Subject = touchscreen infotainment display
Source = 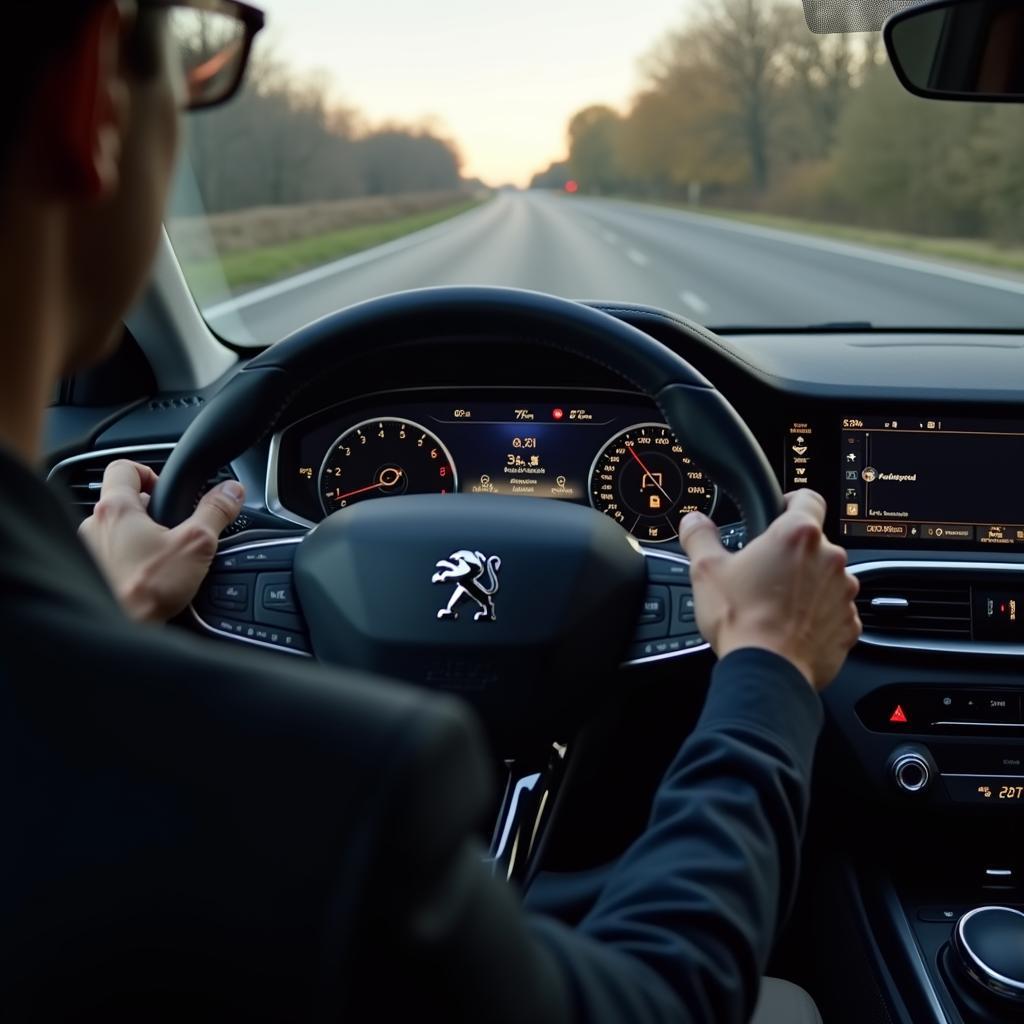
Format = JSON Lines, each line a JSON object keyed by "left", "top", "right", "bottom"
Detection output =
{"left": 839, "top": 416, "right": 1024, "bottom": 547}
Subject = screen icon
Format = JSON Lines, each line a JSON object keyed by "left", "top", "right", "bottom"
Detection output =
{"left": 649, "top": 494, "right": 662, "bottom": 510}
{"left": 846, "top": 470, "right": 858, "bottom": 481}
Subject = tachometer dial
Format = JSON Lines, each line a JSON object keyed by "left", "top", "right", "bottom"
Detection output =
{"left": 589, "top": 422, "right": 717, "bottom": 542}
{"left": 319, "top": 417, "right": 457, "bottom": 516}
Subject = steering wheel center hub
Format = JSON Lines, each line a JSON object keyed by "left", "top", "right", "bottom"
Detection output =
{"left": 293, "top": 493, "right": 646, "bottom": 747}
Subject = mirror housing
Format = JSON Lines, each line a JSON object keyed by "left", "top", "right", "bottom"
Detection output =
{"left": 885, "top": 0, "right": 1024, "bottom": 102}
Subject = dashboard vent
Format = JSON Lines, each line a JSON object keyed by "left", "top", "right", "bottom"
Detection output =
{"left": 49, "top": 446, "right": 238, "bottom": 528}
{"left": 856, "top": 571, "right": 972, "bottom": 640}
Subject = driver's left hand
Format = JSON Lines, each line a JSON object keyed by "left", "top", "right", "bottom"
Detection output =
{"left": 79, "top": 460, "right": 245, "bottom": 623}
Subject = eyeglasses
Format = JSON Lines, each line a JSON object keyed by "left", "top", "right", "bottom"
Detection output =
{"left": 142, "top": 0, "right": 265, "bottom": 111}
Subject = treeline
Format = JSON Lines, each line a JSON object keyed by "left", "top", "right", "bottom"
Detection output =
{"left": 534, "top": 0, "right": 1024, "bottom": 241}
{"left": 181, "top": 55, "right": 466, "bottom": 214}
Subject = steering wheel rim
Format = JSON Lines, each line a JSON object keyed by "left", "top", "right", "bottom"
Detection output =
{"left": 151, "top": 285, "right": 783, "bottom": 534}
{"left": 164, "top": 286, "right": 786, "bottom": 748}
{"left": 163, "top": 287, "right": 786, "bottom": 884}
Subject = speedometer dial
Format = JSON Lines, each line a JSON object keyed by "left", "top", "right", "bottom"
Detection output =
{"left": 589, "top": 422, "right": 717, "bottom": 543}
{"left": 319, "top": 417, "right": 457, "bottom": 516}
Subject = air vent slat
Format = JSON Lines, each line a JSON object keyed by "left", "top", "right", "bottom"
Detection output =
{"left": 48, "top": 446, "right": 235, "bottom": 526}
{"left": 855, "top": 569, "right": 972, "bottom": 643}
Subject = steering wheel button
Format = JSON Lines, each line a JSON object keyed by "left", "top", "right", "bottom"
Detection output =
{"left": 237, "top": 547, "right": 297, "bottom": 571}
{"left": 634, "top": 585, "right": 670, "bottom": 640}
{"left": 210, "top": 583, "right": 249, "bottom": 611}
{"left": 254, "top": 572, "right": 303, "bottom": 631}
{"left": 260, "top": 580, "right": 296, "bottom": 612}
{"left": 647, "top": 559, "right": 690, "bottom": 583}
{"left": 639, "top": 587, "right": 668, "bottom": 623}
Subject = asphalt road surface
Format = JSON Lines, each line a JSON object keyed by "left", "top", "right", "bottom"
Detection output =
{"left": 205, "top": 190, "right": 1024, "bottom": 344}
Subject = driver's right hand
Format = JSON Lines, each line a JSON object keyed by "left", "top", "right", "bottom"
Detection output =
{"left": 678, "top": 489, "right": 861, "bottom": 691}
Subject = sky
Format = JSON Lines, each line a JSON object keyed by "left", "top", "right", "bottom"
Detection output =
{"left": 256, "top": 0, "right": 699, "bottom": 187}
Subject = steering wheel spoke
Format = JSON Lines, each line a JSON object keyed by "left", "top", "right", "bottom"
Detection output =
{"left": 621, "top": 548, "right": 709, "bottom": 665}
{"left": 190, "top": 535, "right": 312, "bottom": 657}
{"left": 487, "top": 743, "right": 568, "bottom": 887}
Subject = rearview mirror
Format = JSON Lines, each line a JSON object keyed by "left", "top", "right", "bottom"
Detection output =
{"left": 885, "top": 0, "right": 1024, "bottom": 102}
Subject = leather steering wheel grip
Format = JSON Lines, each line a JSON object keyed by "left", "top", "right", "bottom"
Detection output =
{"left": 150, "top": 286, "right": 784, "bottom": 534}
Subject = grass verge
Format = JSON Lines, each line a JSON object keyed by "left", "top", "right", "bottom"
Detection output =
{"left": 182, "top": 198, "right": 485, "bottom": 306}
{"left": 643, "top": 200, "right": 1024, "bottom": 277}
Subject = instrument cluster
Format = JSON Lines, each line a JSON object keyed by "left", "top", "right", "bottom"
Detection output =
{"left": 271, "top": 388, "right": 737, "bottom": 542}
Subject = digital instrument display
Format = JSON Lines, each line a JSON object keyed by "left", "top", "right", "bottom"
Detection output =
{"left": 276, "top": 392, "right": 729, "bottom": 542}
{"left": 839, "top": 415, "right": 1024, "bottom": 547}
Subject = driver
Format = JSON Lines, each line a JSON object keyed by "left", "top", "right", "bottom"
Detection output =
{"left": 0, "top": 3, "right": 860, "bottom": 1021}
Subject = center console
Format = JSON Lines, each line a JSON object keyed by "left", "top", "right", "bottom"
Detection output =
{"left": 777, "top": 408, "right": 1024, "bottom": 1024}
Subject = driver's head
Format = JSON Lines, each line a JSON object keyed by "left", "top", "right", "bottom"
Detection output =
{"left": 2, "top": 1, "right": 260, "bottom": 374}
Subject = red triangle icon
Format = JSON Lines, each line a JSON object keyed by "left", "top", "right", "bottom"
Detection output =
{"left": 889, "top": 705, "right": 908, "bottom": 724}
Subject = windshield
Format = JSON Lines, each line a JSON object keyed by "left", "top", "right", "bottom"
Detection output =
{"left": 165, "top": 0, "right": 1024, "bottom": 346}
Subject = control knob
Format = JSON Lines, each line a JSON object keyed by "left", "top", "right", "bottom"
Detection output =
{"left": 888, "top": 746, "right": 934, "bottom": 794}
{"left": 952, "top": 906, "right": 1024, "bottom": 1005}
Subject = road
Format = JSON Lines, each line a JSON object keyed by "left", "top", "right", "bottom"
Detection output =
{"left": 205, "top": 190, "right": 1024, "bottom": 343}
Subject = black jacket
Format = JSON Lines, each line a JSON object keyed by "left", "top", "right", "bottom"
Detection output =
{"left": 0, "top": 446, "right": 823, "bottom": 1022}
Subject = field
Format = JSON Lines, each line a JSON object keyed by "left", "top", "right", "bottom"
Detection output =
{"left": 168, "top": 192, "right": 488, "bottom": 305}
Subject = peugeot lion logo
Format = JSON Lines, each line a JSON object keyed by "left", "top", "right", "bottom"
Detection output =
{"left": 431, "top": 549, "right": 502, "bottom": 621}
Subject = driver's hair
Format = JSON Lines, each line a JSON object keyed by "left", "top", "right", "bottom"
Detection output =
{"left": 3, "top": 2, "right": 165, "bottom": 174}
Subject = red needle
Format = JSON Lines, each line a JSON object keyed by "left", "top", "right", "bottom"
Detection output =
{"left": 334, "top": 467, "right": 403, "bottom": 502}
{"left": 626, "top": 445, "right": 673, "bottom": 503}
{"left": 334, "top": 480, "right": 386, "bottom": 501}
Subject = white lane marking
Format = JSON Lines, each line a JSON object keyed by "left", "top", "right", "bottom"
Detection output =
{"left": 202, "top": 201, "right": 495, "bottom": 319}
{"left": 626, "top": 247, "right": 649, "bottom": 267}
{"left": 679, "top": 290, "right": 710, "bottom": 315}
{"left": 629, "top": 202, "right": 1024, "bottom": 299}
{"left": 602, "top": 230, "right": 619, "bottom": 244}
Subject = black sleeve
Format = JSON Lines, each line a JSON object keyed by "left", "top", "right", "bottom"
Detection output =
{"left": 365, "top": 648, "right": 823, "bottom": 1024}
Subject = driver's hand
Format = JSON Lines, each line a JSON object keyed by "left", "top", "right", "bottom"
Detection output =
{"left": 678, "top": 489, "right": 860, "bottom": 691}
{"left": 79, "top": 460, "right": 245, "bottom": 624}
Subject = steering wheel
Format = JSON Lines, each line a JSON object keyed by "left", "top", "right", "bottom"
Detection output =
{"left": 151, "top": 286, "right": 783, "bottom": 879}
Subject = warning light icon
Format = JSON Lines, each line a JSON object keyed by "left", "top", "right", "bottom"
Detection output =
{"left": 889, "top": 705, "right": 908, "bottom": 724}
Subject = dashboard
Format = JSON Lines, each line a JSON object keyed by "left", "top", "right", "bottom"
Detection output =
{"left": 269, "top": 388, "right": 739, "bottom": 541}
{"left": 53, "top": 314, "right": 1024, "bottom": 815}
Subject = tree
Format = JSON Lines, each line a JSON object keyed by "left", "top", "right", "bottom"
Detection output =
{"left": 567, "top": 105, "right": 622, "bottom": 194}
{"left": 178, "top": 51, "right": 465, "bottom": 213}
{"left": 691, "top": 0, "right": 794, "bottom": 191}
{"left": 831, "top": 65, "right": 984, "bottom": 235}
